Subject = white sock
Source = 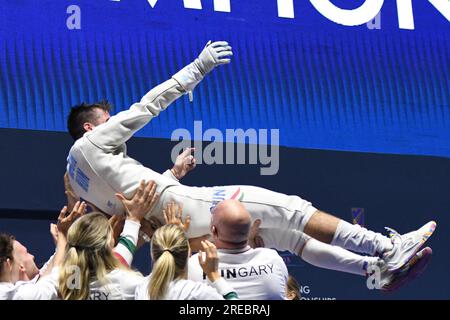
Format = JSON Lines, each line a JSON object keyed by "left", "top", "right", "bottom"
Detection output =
{"left": 331, "top": 220, "right": 393, "bottom": 256}
{"left": 301, "top": 238, "right": 379, "bottom": 276}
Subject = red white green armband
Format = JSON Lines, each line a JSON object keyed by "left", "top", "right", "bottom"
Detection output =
{"left": 114, "top": 219, "right": 140, "bottom": 267}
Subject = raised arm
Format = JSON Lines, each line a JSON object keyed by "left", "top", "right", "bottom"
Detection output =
{"left": 86, "top": 41, "right": 232, "bottom": 151}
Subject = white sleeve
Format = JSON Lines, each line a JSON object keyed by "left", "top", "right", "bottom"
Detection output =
{"left": 162, "top": 169, "right": 179, "bottom": 182}
{"left": 187, "top": 254, "right": 205, "bottom": 282}
{"left": 13, "top": 268, "right": 59, "bottom": 300}
{"left": 189, "top": 282, "right": 224, "bottom": 300}
{"left": 86, "top": 78, "right": 185, "bottom": 151}
{"left": 38, "top": 251, "right": 56, "bottom": 276}
{"left": 210, "top": 278, "right": 238, "bottom": 300}
{"left": 187, "top": 255, "right": 238, "bottom": 299}
{"left": 190, "top": 279, "right": 238, "bottom": 300}
{"left": 114, "top": 219, "right": 141, "bottom": 267}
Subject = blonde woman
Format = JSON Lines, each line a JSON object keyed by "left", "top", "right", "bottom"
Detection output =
{"left": 57, "top": 212, "right": 143, "bottom": 300}
{"left": 135, "top": 204, "right": 238, "bottom": 300}
{"left": 57, "top": 180, "right": 159, "bottom": 300}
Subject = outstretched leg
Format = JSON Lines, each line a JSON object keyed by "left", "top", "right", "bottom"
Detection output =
{"left": 233, "top": 185, "right": 436, "bottom": 272}
{"left": 258, "top": 228, "right": 379, "bottom": 277}
{"left": 160, "top": 184, "right": 436, "bottom": 272}
{"left": 303, "top": 211, "right": 436, "bottom": 272}
{"left": 258, "top": 228, "right": 433, "bottom": 291}
{"left": 304, "top": 210, "right": 392, "bottom": 256}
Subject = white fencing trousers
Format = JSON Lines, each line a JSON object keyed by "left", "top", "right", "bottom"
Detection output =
{"left": 258, "top": 229, "right": 377, "bottom": 276}
{"left": 151, "top": 185, "right": 318, "bottom": 253}
{"left": 259, "top": 228, "right": 312, "bottom": 255}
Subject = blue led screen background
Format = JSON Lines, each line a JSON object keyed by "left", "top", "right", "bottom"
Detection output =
{"left": 0, "top": 0, "right": 449, "bottom": 157}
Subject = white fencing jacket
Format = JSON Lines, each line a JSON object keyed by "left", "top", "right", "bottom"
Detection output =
{"left": 66, "top": 78, "right": 186, "bottom": 216}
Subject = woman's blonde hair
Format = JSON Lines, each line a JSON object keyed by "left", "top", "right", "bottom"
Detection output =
{"left": 148, "top": 224, "right": 189, "bottom": 300}
{"left": 58, "top": 212, "right": 121, "bottom": 300}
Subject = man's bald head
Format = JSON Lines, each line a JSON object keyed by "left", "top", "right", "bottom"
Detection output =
{"left": 211, "top": 200, "right": 252, "bottom": 247}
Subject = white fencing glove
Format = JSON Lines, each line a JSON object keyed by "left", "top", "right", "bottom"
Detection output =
{"left": 172, "top": 41, "right": 233, "bottom": 94}
{"left": 195, "top": 41, "right": 232, "bottom": 75}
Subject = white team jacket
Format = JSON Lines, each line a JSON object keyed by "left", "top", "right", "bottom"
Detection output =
{"left": 188, "top": 246, "right": 288, "bottom": 300}
{"left": 47, "top": 267, "right": 143, "bottom": 300}
{"left": 0, "top": 268, "right": 59, "bottom": 300}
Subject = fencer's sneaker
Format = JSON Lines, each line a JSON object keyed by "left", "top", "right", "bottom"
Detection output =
{"left": 382, "top": 221, "right": 436, "bottom": 273}
{"left": 366, "top": 247, "right": 432, "bottom": 291}
{"left": 382, "top": 247, "right": 432, "bottom": 292}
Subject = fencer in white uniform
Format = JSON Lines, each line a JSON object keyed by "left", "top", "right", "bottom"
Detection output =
{"left": 65, "top": 41, "right": 436, "bottom": 285}
{"left": 66, "top": 40, "right": 316, "bottom": 252}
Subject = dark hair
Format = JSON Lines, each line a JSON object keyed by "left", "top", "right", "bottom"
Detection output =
{"left": 0, "top": 233, "right": 15, "bottom": 274}
{"left": 286, "top": 274, "right": 301, "bottom": 300}
{"left": 67, "top": 100, "right": 111, "bottom": 140}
